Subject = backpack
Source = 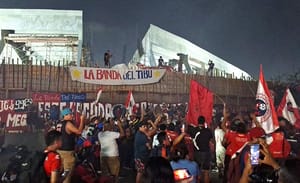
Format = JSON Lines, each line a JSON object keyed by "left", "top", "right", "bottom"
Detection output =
{"left": 268, "top": 132, "right": 291, "bottom": 158}
{"left": 30, "top": 151, "right": 52, "bottom": 183}
{"left": 227, "top": 145, "right": 249, "bottom": 183}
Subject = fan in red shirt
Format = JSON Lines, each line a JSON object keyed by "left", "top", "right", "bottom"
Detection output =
{"left": 44, "top": 151, "right": 62, "bottom": 177}
{"left": 224, "top": 129, "right": 250, "bottom": 157}
{"left": 268, "top": 131, "right": 291, "bottom": 159}
{"left": 222, "top": 120, "right": 250, "bottom": 183}
{"left": 166, "top": 123, "right": 194, "bottom": 160}
{"left": 44, "top": 130, "right": 63, "bottom": 183}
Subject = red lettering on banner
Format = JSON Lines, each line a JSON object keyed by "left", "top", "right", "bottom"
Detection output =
{"left": 84, "top": 70, "right": 95, "bottom": 80}
{"left": 96, "top": 70, "right": 103, "bottom": 80}
{"left": 32, "top": 93, "right": 60, "bottom": 102}
{"left": 114, "top": 71, "right": 122, "bottom": 80}
{"left": 86, "top": 69, "right": 122, "bottom": 80}
{"left": 103, "top": 70, "right": 110, "bottom": 79}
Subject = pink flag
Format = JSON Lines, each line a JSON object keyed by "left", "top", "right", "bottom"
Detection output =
{"left": 125, "top": 90, "right": 137, "bottom": 115}
{"left": 92, "top": 88, "right": 102, "bottom": 105}
{"left": 255, "top": 65, "right": 279, "bottom": 134}
{"left": 186, "top": 80, "right": 213, "bottom": 126}
{"left": 277, "top": 88, "right": 300, "bottom": 126}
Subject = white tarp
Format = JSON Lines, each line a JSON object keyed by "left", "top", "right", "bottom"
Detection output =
{"left": 0, "top": 9, "right": 83, "bottom": 65}
{"left": 69, "top": 66, "right": 166, "bottom": 85}
{"left": 0, "top": 9, "right": 82, "bottom": 40}
{"left": 131, "top": 24, "right": 252, "bottom": 80}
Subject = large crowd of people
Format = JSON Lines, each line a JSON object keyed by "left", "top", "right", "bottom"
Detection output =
{"left": 43, "top": 102, "right": 300, "bottom": 183}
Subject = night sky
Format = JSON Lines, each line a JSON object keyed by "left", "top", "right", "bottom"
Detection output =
{"left": 1, "top": 0, "right": 300, "bottom": 80}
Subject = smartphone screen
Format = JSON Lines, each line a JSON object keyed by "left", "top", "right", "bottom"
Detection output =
{"left": 181, "top": 124, "right": 185, "bottom": 132}
{"left": 250, "top": 144, "right": 260, "bottom": 165}
{"left": 173, "top": 168, "right": 191, "bottom": 181}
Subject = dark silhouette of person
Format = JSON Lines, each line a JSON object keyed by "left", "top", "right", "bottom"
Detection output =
{"left": 207, "top": 60, "right": 214, "bottom": 76}
{"left": 158, "top": 56, "right": 164, "bottom": 67}
{"left": 104, "top": 50, "right": 112, "bottom": 68}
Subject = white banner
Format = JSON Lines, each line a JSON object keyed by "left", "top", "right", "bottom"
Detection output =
{"left": 69, "top": 66, "right": 166, "bottom": 85}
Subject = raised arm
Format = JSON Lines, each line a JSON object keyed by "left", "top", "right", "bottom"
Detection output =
{"left": 145, "top": 119, "right": 158, "bottom": 137}
{"left": 66, "top": 114, "right": 85, "bottom": 135}
{"left": 140, "top": 107, "right": 145, "bottom": 122}
{"left": 250, "top": 112, "right": 261, "bottom": 128}
{"left": 239, "top": 156, "right": 252, "bottom": 183}
{"left": 117, "top": 119, "right": 125, "bottom": 138}
{"left": 172, "top": 132, "right": 186, "bottom": 149}
{"left": 221, "top": 103, "right": 229, "bottom": 132}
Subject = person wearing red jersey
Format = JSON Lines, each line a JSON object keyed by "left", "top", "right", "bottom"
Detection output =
{"left": 44, "top": 130, "right": 63, "bottom": 183}
{"left": 166, "top": 123, "right": 179, "bottom": 142}
{"left": 222, "top": 120, "right": 250, "bottom": 183}
{"left": 268, "top": 131, "right": 291, "bottom": 159}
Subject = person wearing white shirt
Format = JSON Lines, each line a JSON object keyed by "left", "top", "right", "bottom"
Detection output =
{"left": 98, "top": 120, "right": 124, "bottom": 182}
{"left": 214, "top": 122, "right": 226, "bottom": 178}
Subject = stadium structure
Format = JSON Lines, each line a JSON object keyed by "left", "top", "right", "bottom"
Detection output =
{"left": 0, "top": 9, "right": 83, "bottom": 65}
{"left": 130, "top": 24, "right": 253, "bottom": 80}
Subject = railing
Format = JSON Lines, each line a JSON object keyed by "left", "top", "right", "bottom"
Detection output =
{"left": 0, "top": 61, "right": 259, "bottom": 110}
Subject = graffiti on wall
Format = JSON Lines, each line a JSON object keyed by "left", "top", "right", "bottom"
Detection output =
{"left": 0, "top": 100, "right": 29, "bottom": 133}
{"left": 0, "top": 93, "right": 187, "bottom": 133}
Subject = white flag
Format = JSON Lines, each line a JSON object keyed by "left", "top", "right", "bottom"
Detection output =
{"left": 255, "top": 65, "right": 279, "bottom": 134}
{"left": 125, "top": 90, "right": 136, "bottom": 115}
{"left": 277, "top": 88, "right": 300, "bottom": 125}
{"left": 92, "top": 88, "right": 102, "bottom": 105}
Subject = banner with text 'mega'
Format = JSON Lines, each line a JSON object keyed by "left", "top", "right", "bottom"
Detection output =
{"left": 69, "top": 66, "right": 166, "bottom": 85}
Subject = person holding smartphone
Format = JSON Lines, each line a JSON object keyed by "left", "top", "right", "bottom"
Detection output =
{"left": 239, "top": 141, "right": 280, "bottom": 183}
{"left": 249, "top": 144, "right": 260, "bottom": 166}
{"left": 170, "top": 144, "right": 200, "bottom": 183}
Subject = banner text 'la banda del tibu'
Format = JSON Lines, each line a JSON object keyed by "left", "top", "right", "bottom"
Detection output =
{"left": 69, "top": 66, "right": 166, "bottom": 85}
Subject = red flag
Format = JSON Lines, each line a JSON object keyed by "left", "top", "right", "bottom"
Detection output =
{"left": 277, "top": 88, "right": 300, "bottom": 128}
{"left": 186, "top": 80, "right": 213, "bottom": 126}
{"left": 255, "top": 65, "right": 279, "bottom": 134}
{"left": 125, "top": 90, "right": 137, "bottom": 115}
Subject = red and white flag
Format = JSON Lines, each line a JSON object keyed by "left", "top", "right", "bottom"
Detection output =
{"left": 277, "top": 88, "right": 300, "bottom": 126}
{"left": 92, "top": 88, "right": 102, "bottom": 105}
{"left": 255, "top": 65, "right": 279, "bottom": 134}
{"left": 125, "top": 90, "right": 136, "bottom": 115}
{"left": 186, "top": 80, "right": 213, "bottom": 126}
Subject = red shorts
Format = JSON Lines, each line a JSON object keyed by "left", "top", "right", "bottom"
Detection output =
{"left": 134, "top": 158, "right": 145, "bottom": 173}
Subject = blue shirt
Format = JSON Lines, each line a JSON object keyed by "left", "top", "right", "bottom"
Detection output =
{"left": 134, "top": 131, "right": 150, "bottom": 161}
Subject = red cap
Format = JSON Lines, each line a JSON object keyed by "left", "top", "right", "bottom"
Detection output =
{"left": 83, "top": 140, "right": 92, "bottom": 148}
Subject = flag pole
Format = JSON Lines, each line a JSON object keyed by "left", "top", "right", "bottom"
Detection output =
{"left": 92, "top": 87, "right": 103, "bottom": 106}
{"left": 214, "top": 93, "right": 225, "bottom": 104}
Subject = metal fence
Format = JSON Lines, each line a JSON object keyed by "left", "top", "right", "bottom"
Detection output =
{"left": 0, "top": 61, "right": 259, "bottom": 110}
